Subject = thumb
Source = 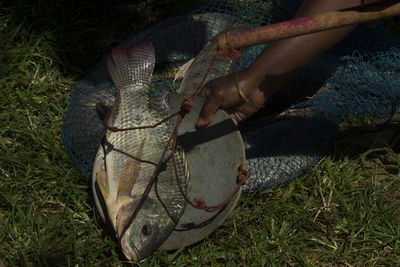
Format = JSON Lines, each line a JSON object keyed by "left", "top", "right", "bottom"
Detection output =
{"left": 196, "top": 92, "right": 221, "bottom": 127}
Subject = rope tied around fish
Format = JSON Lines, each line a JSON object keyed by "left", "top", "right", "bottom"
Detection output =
{"left": 99, "top": 1, "right": 400, "bottom": 246}
{"left": 103, "top": 48, "right": 249, "bottom": 241}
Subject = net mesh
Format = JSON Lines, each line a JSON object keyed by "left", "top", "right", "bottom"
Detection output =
{"left": 61, "top": 0, "right": 400, "bottom": 192}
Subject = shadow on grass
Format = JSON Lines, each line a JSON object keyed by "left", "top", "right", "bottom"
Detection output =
{"left": 335, "top": 119, "right": 400, "bottom": 158}
{"left": 3, "top": 0, "right": 192, "bottom": 76}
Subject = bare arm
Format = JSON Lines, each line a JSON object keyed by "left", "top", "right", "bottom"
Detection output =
{"left": 196, "top": 0, "right": 384, "bottom": 127}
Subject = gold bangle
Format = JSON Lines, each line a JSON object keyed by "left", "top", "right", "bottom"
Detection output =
{"left": 234, "top": 72, "right": 265, "bottom": 109}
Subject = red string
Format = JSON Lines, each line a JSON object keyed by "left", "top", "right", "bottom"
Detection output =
{"left": 120, "top": 131, "right": 175, "bottom": 239}
{"left": 214, "top": 32, "right": 243, "bottom": 58}
{"left": 111, "top": 53, "right": 249, "bottom": 241}
{"left": 169, "top": 55, "right": 249, "bottom": 212}
{"left": 106, "top": 111, "right": 181, "bottom": 132}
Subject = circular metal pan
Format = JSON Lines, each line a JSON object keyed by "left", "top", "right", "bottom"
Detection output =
{"left": 159, "top": 94, "right": 245, "bottom": 250}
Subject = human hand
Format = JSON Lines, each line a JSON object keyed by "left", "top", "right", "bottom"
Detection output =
{"left": 194, "top": 0, "right": 365, "bottom": 128}
{"left": 196, "top": 70, "right": 266, "bottom": 127}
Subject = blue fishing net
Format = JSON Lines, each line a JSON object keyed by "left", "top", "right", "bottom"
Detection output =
{"left": 294, "top": 48, "right": 400, "bottom": 118}
{"left": 61, "top": 0, "right": 400, "bottom": 192}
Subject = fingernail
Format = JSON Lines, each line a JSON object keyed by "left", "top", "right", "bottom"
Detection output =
{"left": 196, "top": 118, "right": 204, "bottom": 127}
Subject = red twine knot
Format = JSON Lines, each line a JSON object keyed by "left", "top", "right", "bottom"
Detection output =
{"left": 181, "top": 97, "right": 193, "bottom": 114}
{"left": 238, "top": 168, "right": 249, "bottom": 183}
{"left": 214, "top": 31, "right": 242, "bottom": 58}
{"left": 194, "top": 198, "right": 207, "bottom": 208}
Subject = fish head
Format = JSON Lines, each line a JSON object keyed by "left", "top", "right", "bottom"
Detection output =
{"left": 116, "top": 197, "right": 175, "bottom": 262}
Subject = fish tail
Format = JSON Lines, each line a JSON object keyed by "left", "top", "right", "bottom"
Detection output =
{"left": 106, "top": 42, "right": 156, "bottom": 89}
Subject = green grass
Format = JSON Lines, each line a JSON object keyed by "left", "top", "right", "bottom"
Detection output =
{"left": 1, "top": 0, "right": 399, "bottom": 266}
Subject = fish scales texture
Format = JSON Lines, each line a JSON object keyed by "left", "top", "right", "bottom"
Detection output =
{"left": 102, "top": 42, "right": 189, "bottom": 261}
{"left": 107, "top": 44, "right": 187, "bottom": 205}
{"left": 106, "top": 45, "right": 161, "bottom": 194}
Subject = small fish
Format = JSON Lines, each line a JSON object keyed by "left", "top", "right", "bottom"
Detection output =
{"left": 92, "top": 43, "right": 189, "bottom": 262}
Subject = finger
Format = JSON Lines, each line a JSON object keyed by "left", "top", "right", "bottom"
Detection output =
{"left": 228, "top": 113, "right": 239, "bottom": 126}
{"left": 196, "top": 92, "right": 221, "bottom": 127}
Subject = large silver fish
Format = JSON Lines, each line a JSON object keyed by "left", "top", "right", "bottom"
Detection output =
{"left": 91, "top": 42, "right": 189, "bottom": 262}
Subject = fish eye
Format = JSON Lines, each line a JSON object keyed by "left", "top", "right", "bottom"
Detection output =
{"left": 141, "top": 224, "right": 152, "bottom": 236}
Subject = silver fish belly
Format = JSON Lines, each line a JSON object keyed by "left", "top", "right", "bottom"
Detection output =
{"left": 92, "top": 42, "right": 189, "bottom": 262}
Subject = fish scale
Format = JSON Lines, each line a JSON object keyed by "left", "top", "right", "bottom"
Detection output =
{"left": 93, "top": 42, "right": 189, "bottom": 262}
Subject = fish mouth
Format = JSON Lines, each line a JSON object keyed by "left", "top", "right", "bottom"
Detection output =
{"left": 120, "top": 234, "right": 140, "bottom": 262}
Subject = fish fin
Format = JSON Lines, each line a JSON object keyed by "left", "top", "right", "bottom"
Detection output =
{"left": 96, "top": 164, "right": 109, "bottom": 200}
{"left": 117, "top": 136, "right": 147, "bottom": 198}
{"left": 106, "top": 42, "right": 156, "bottom": 89}
{"left": 174, "top": 58, "right": 194, "bottom": 85}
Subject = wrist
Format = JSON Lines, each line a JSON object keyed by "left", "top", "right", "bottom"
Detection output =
{"left": 236, "top": 69, "right": 268, "bottom": 108}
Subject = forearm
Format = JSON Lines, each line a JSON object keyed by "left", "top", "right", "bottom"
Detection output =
{"left": 196, "top": 0, "right": 387, "bottom": 126}
{"left": 245, "top": 0, "right": 384, "bottom": 101}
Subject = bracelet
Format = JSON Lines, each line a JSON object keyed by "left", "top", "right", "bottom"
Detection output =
{"left": 234, "top": 72, "right": 265, "bottom": 109}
